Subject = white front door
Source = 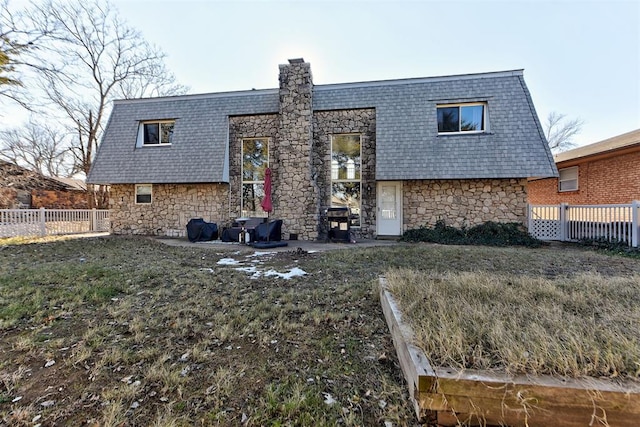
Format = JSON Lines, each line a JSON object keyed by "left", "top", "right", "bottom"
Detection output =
{"left": 377, "top": 181, "right": 402, "bottom": 236}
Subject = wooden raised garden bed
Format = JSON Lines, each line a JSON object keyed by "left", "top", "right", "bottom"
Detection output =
{"left": 380, "top": 280, "right": 640, "bottom": 426}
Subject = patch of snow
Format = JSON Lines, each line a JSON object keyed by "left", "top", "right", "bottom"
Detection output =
{"left": 323, "top": 393, "right": 337, "bottom": 405}
{"left": 217, "top": 258, "right": 240, "bottom": 265}
{"left": 246, "top": 251, "right": 277, "bottom": 258}
{"left": 199, "top": 268, "right": 214, "bottom": 273}
{"left": 263, "top": 267, "right": 307, "bottom": 279}
{"left": 235, "top": 266, "right": 257, "bottom": 273}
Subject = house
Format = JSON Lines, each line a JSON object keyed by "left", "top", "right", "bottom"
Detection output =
{"left": 0, "top": 160, "right": 88, "bottom": 209}
{"left": 528, "top": 129, "right": 640, "bottom": 205}
{"left": 87, "top": 59, "right": 556, "bottom": 239}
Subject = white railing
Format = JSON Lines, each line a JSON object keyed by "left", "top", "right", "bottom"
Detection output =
{"left": 529, "top": 201, "right": 639, "bottom": 247}
{"left": 0, "top": 208, "right": 110, "bottom": 238}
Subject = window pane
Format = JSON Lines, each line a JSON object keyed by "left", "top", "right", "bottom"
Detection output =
{"left": 243, "top": 139, "right": 268, "bottom": 181}
{"left": 160, "top": 122, "right": 174, "bottom": 144}
{"left": 136, "top": 194, "right": 152, "bottom": 204}
{"left": 559, "top": 180, "right": 577, "bottom": 191}
{"left": 331, "top": 182, "right": 361, "bottom": 227}
{"left": 136, "top": 185, "right": 152, "bottom": 195}
{"left": 437, "top": 107, "right": 459, "bottom": 132}
{"left": 460, "top": 105, "right": 484, "bottom": 131}
{"left": 242, "top": 183, "right": 266, "bottom": 217}
{"left": 143, "top": 123, "right": 159, "bottom": 144}
{"left": 331, "top": 135, "right": 361, "bottom": 180}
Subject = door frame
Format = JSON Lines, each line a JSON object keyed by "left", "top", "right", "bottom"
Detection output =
{"left": 376, "top": 181, "right": 403, "bottom": 236}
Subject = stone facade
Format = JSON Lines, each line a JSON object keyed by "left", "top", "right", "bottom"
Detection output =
{"left": 109, "top": 184, "right": 227, "bottom": 236}
{"left": 313, "top": 109, "right": 377, "bottom": 238}
{"left": 106, "top": 60, "right": 532, "bottom": 238}
{"left": 274, "top": 60, "right": 318, "bottom": 239}
{"left": 403, "top": 178, "right": 529, "bottom": 230}
{"left": 228, "top": 114, "right": 278, "bottom": 219}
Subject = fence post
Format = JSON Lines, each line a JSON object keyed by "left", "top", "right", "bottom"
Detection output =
{"left": 632, "top": 200, "right": 639, "bottom": 248}
{"left": 91, "top": 208, "right": 97, "bottom": 232}
{"left": 39, "top": 207, "right": 46, "bottom": 237}
{"left": 559, "top": 203, "right": 568, "bottom": 241}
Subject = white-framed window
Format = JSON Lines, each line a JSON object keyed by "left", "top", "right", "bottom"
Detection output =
{"left": 437, "top": 103, "right": 486, "bottom": 133}
{"left": 137, "top": 120, "right": 175, "bottom": 146}
{"left": 331, "top": 134, "right": 361, "bottom": 227}
{"left": 135, "top": 184, "right": 152, "bottom": 204}
{"left": 241, "top": 138, "right": 269, "bottom": 217}
{"left": 558, "top": 166, "right": 578, "bottom": 192}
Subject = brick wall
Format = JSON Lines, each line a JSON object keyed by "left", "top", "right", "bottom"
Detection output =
{"left": 404, "top": 178, "right": 529, "bottom": 230}
{"left": 109, "top": 184, "right": 228, "bottom": 236}
{"left": 528, "top": 150, "right": 640, "bottom": 205}
{"left": 31, "top": 189, "right": 89, "bottom": 209}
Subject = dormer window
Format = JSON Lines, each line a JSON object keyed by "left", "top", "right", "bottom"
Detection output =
{"left": 137, "top": 120, "right": 174, "bottom": 146}
{"left": 437, "top": 103, "right": 486, "bottom": 133}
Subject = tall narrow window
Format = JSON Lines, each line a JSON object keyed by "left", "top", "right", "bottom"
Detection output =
{"left": 331, "top": 134, "right": 361, "bottom": 227}
{"left": 242, "top": 138, "right": 269, "bottom": 217}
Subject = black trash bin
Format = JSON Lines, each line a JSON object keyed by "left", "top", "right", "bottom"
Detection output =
{"left": 327, "top": 207, "right": 351, "bottom": 242}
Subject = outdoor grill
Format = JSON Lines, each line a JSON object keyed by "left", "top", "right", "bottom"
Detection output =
{"left": 326, "top": 207, "right": 351, "bottom": 242}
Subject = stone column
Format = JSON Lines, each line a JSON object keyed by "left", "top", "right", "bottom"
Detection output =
{"left": 273, "top": 58, "right": 319, "bottom": 240}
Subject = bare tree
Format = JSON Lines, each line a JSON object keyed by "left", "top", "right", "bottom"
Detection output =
{"left": 0, "top": 0, "right": 56, "bottom": 110}
{"left": 2, "top": 0, "right": 188, "bottom": 207}
{"left": 0, "top": 119, "right": 75, "bottom": 176}
{"left": 544, "top": 111, "right": 584, "bottom": 153}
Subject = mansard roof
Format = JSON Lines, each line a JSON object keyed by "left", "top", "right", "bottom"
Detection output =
{"left": 87, "top": 68, "right": 556, "bottom": 184}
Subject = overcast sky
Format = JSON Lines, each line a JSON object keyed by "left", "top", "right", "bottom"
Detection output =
{"left": 6, "top": 0, "right": 640, "bottom": 148}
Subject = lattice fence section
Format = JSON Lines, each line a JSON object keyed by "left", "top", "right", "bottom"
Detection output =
{"left": 528, "top": 205, "right": 562, "bottom": 241}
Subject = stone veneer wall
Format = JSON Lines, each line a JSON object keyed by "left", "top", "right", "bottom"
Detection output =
{"left": 228, "top": 114, "right": 278, "bottom": 220}
{"left": 109, "top": 184, "right": 228, "bottom": 236}
{"left": 274, "top": 61, "right": 319, "bottom": 240}
{"left": 313, "top": 109, "right": 377, "bottom": 239}
{"left": 403, "top": 178, "right": 528, "bottom": 230}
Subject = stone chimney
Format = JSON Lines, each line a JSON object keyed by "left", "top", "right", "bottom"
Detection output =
{"left": 273, "top": 58, "right": 319, "bottom": 240}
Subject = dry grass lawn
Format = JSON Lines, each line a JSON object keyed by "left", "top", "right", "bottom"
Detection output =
{"left": 1, "top": 235, "right": 639, "bottom": 426}
{"left": 385, "top": 270, "right": 640, "bottom": 379}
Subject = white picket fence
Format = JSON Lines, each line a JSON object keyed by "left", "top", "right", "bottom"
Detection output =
{"left": 528, "top": 201, "right": 640, "bottom": 247}
{"left": 0, "top": 208, "right": 110, "bottom": 238}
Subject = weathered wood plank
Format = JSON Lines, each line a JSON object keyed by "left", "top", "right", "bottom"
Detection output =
{"left": 379, "top": 280, "right": 435, "bottom": 421}
{"left": 421, "top": 391, "right": 637, "bottom": 426}
{"left": 432, "top": 367, "right": 640, "bottom": 413}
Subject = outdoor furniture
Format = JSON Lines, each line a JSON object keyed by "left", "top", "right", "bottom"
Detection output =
{"left": 221, "top": 217, "right": 266, "bottom": 242}
{"left": 253, "top": 219, "right": 283, "bottom": 242}
{"left": 186, "top": 218, "right": 218, "bottom": 242}
{"left": 327, "top": 207, "right": 351, "bottom": 242}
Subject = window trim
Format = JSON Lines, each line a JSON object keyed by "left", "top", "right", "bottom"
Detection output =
{"left": 135, "top": 184, "right": 152, "bottom": 204}
{"left": 558, "top": 166, "right": 579, "bottom": 192}
{"left": 136, "top": 120, "right": 175, "bottom": 147}
{"left": 436, "top": 102, "right": 487, "bottom": 134}
{"left": 330, "top": 133, "right": 363, "bottom": 228}
{"left": 241, "top": 137, "right": 270, "bottom": 218}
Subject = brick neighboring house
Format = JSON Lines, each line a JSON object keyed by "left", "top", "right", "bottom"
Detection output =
{"left": 87, "top": 59, "right": 556, "bottom": 239}
{"left": 0, "top": 160, "right": 88, "bottom": 209}
{"left": 528, "top": 129, "right": 640, "bottom": 205}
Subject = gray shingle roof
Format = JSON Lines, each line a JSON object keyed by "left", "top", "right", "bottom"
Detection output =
{"left": 87, "top": 70, "right": 556, "bottom": 184}
{"left": 88, "top": 90, "right": 279, "bottom": 184}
